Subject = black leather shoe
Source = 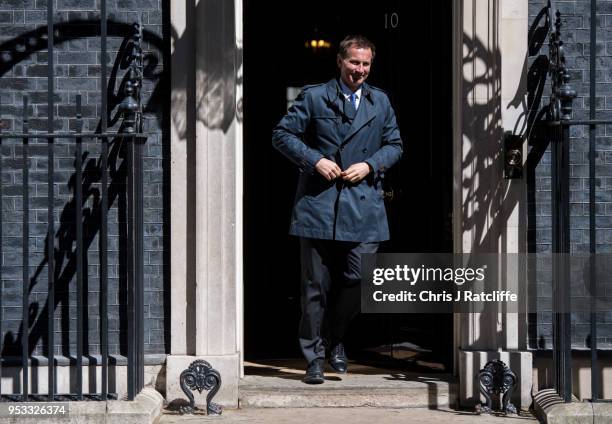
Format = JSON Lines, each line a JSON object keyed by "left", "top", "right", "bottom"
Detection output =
{"left": 303, "top": 359, "right": 325, "bottom": 384}
{"left": 329, "top": 343, "right": 348, "bottom": 373}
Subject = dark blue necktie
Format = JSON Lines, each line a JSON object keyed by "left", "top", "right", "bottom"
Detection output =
{"left": 349, "top": 93, "right": 357, "bottom": 110}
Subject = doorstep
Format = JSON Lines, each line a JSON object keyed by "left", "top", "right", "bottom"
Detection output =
{"left": 238, "top": 359, "right": 458, "bottom": 408}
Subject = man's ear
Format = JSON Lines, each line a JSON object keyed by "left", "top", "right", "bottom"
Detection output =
{"left": 336, "top": 54, "right": 342, "bottom": 68}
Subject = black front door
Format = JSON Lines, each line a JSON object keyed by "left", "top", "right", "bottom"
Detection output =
{"left": 243, "top": 0, "right": 453, "bottom": 370}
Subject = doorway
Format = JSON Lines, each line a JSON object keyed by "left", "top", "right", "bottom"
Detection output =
{"left": 243, "top": 0, "right": 453, "bottom": 370}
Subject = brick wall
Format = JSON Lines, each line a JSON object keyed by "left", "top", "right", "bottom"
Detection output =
{"left": 528, "top": 0, "right": 612, "bottom": 349}
{"left": 0, "top": 0, "right": 168, "bottom": 356}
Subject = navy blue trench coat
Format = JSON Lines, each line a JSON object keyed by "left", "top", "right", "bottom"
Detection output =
{"left": 272, "top": 78, "right": 403, "bottom": 242}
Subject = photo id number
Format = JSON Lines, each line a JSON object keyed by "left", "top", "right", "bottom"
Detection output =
{"left": 1, "top": 402, "right": 69, "bottom": 417}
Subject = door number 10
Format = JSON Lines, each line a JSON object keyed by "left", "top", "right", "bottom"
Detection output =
{"left": 384, "top": 12, "right": 399, "bottom": 29}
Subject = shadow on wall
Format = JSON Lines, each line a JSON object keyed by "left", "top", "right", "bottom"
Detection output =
{"left": 524, "top": 4, "right": 554, "bottom": 352}
{"left": 165, "top": 0, "right": 243, "bottom": 357}
{"left": 170, "top": 0, "right": 243, "bottom": 136}
{"left": 460, "top": 29, "right": 503, "bottom": 253}
{"left": 460, "top": 3, "right": 552, "bottom": 254}
{"left": 0, "top": 0, "right": 243, "bottom": 380}
{"left": 459, "top": 1, "right": 557, "bottom": 405}
{"left": 460, "top": 24, "right": 507, "bottom": 396}
{"left": 0, "top": 20, "right": 165, "bottom": 361}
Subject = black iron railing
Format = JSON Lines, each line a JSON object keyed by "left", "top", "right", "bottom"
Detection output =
{"left": 0, "top": 0, "right": 145, "bottom": 402}
{"left": 544, "top": 0, "right": 612, "bottom": 403}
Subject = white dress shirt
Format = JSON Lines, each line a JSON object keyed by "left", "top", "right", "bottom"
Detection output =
{"left": 338, "top": 79, "right": 362, "bottom": 110}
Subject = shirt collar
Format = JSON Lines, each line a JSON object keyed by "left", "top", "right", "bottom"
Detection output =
{"left": 338, "top": 78, "right": 362, "bottom": 99}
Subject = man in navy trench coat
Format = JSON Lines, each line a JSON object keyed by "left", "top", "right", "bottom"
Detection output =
{"left": 272, "top": 35, "right": 403, "bottom": 384}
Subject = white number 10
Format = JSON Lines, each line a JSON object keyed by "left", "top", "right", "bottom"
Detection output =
{"left": 384, "top": 12, "right": 399, "bottom": 29}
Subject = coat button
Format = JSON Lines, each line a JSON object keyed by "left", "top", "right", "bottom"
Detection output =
{"left": 360, "top": 195, "right": 366, "bottom": 200}
{"left": 362, "top": 148, "right": 367, "bottom": 153}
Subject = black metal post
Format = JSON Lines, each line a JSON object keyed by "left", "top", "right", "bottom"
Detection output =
{"left": 588, "top": 0, "right": 599, "bottom": 402}
{"left": 121, "top": 21, "right": 145, "bottom": 400}
{"left": 126, "top": 137, "right": 135, "bottom": 400}
{"left": 0, "top": 97, "right": 3, "bottom": 399}
{"left": 134, "top": 22, "right": 145, "bottom": 393}
{"left": 126, "top": 135, "right": 145, "bottom": 400}
{"left": 21, "top": 96, "right": 29, "bottom": 402}
{"left": 100, "top": 0, "right": 109, "bottom": 400}
{"left": 75, "top": 95, "right": 83, "bottom": 401}
{"left": 135, "top": 136, "right": 144, "bottom": 393}
{"left": 552, "top": 122, "right": 572, "bottom": 403}
{"left": 46, "top": 0, "right": 55, "bottom": 400}
{"left": 548, "top": 7, "right": 576, "bottom": 403}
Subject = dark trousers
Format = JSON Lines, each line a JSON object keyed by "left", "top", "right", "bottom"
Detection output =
{"left": 298, "top": 237, "right": 379, "bottom": 364}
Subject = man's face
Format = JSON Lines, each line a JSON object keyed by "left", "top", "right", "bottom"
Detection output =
{"left": 337, "top": 46, "right": 372, "bottom": 91}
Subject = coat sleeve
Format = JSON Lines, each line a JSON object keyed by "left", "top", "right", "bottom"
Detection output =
{"left": 364, "top": 94, "right": 403, "bottom": 174}
{"left": 272, "top": 89, "right": 324, "bottom": 175}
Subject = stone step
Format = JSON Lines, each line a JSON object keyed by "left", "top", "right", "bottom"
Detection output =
{"left": 239, "top": 360, "right": 457, "bottom": 408}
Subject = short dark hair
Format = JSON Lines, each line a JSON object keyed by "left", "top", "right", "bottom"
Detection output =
{"left": 338, "top": 35, "right": 376, "bottom": 61}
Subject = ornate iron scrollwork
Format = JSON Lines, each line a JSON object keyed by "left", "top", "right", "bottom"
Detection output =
{"left": 179, "top": 359, "right": 222, "bottom": 415}
{"left": 476, "top": 359, "right": 517, "bottom": 414}
{"left": 119, "top": 22, "right": 144, "bottom": 133}
{"left": 548, "top": 10, "right": 576, "bottom": 122}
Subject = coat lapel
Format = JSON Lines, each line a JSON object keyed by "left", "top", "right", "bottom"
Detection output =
{"left": 342, "top": 84, "right": 377, "bottom": 144}
{"left": 324, "top": 79, "right": 354, "bottom": 145}
{"left": 324, "top": 79, "right": 345, "bottom": 120}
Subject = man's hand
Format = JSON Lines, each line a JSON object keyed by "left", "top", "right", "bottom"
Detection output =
{"left": 341, "top": 162, "right": 371, "bottom": 183}
{"left": 315, "top": 158, "right": 342, "bottom": 181}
